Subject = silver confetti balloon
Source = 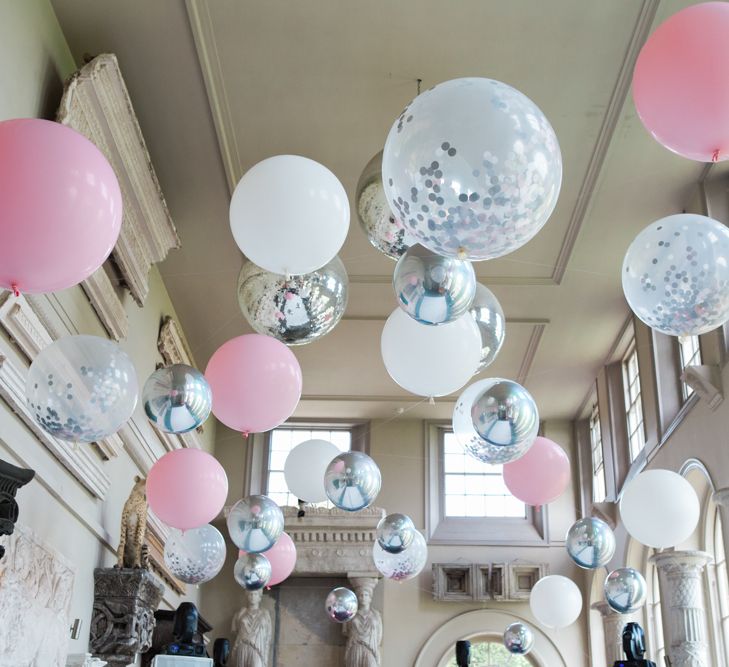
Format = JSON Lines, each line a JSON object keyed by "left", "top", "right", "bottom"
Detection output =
{"left": 324, "top": 451, "right": 382, "bottom": 512}
{"left": 470, "top": 284, "right": 506, "bottom": 371}
{"left": 325, "top": 586, "right": 358, "bottom": 623}
{"left": 393, "top": 244, "right": 476, "bottom": 325}
{"left": 355, "top": 150, "right": 414, "bottom": 260}
{"left": 566, "top": 517, "right": 616, "bottom": 570}
{"left": 377, "top": 513, "right": 415, "bottom": 554}
{"left": 142, "top": 364, "right": 212, "bottom": 433}
{"left": 373, "top": 530, "right": 427, "bottom": 581}
{"left": 453, "top": 378, "right": 539, "bottom": 464}
{"left": 503, "top": 622, "right": 535, "bottom": 655}
{"left": 163, "top": 524, "right": 226, "bottom": 585}
{"left": 226, "top": 495, "right": 284, "bottom": 553}
{"left": 237, "top": 257, "right": 348, "bottom": 346}
{"left": 604, "top": 567, "right": 647, "bottom": 614}
{"left": 233, "top": 552, "right": 272, "bottom": 591}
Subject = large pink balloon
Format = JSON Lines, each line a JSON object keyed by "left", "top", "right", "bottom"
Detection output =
{"left": 503, "top": 436, "right": 570, "bottom": 506}
{"left": 147, "top": 449, "right": 228, "bottom": 530}
{"left": 633, "top": 2, "right": 729, "bottom": 162}
{"left": 239, "top": 532, "right": 297, "bottom": 587}
{"left": 205, "top": 334, "right": 302, "bottom": 434}
{"left": 0, "top": 118, "right": 122, "bottom": 294}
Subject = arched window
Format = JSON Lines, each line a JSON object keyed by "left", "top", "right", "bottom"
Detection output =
{"left": 646, "top": 552, "right": 665, "bottom": 666}
{"left": 444, "top": 637, "right": 535, "bottom": 666}
{"left": 709, "top": 506, "right": 729, "bottom": 666}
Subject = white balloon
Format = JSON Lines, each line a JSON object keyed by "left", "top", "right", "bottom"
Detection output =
{"left": 619, "top": 469, "right": 700, "bottom": 549}
{"left": 230, "top": 155, "right": 350, "bottom": 275}
{"left": 284, "top": 439, "right": 341, "bottom": 503}
{"left": 380, "top": 308, "right": 481, "bottom": 397}
{"left": 529, "top": 575, "right": 582, "bottom": 629}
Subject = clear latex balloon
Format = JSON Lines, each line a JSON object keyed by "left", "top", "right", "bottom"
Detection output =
{"left": 163, "top": 524, "right": 226, "bottom": 584}
{"left": 566, "top": 517, "right": 616, "bottom": 570}
{"left": 622, "top": 214, "right": 729, "bottom": 336}
{"left": 373, "top": 530, "right": 427, "bottom": 581}
{"left": 383, "top": 77, "right": 562, "bottom": 261}
{"left": 529, "top": 575, "right": 582, "bottom": 629}
{"left": 237, "top": 257, "right": 348, "bottom": 346}
{"left": 503, "top": 622, "right": 534, "bottom": 655}
{"left": 469, "top": 284, "right": 506, "bottom": 371}
{"left": 453, "top": 378, "right": 539, "bottom": 464}
{"left": 324, "top": 452, "right": 381, "bottom": 512}
{"left": 376, "top": 513, "right": 415, "bottom": 554}
{"left": 26, "top": 335, "right": 138, "bottom": 443}
{"left": 142, "top": 364, "right": 212, "bottom": 433}
{"left": 393, "top": 245, "right": 476, "bottom": 325}
{"left": 284, "top": 439, "right": 341, "bottom": 503}
{"left": 233, "top": 552, "right": 272, "bottom": 591}
{"left": 325, "top": 586, "right": 358, "bottom": 623}
{"left": 604, "top": 568, "right": 647, "bottom": 614}
{"left": 227, "top": 495, "right": 284, "bottom": 553}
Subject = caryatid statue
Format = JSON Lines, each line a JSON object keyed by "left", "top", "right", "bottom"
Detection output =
{"left": 345, "top": 577, "right": 383, "bottom": 667}
{"left": 230, "top": 589, "right": 272, "bottom": 667}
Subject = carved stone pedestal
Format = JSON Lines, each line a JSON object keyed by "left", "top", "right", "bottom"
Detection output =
{"left": 90, "top": 567, "right": 164, "bottom": 667}
{"left": 0, "top": 458, "right": 35, "bottom": 559}
{"left": 591, "top": 601, "right": 638, "bottom": 665}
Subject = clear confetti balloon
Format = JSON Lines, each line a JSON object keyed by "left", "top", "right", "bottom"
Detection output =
{"left": 325, "top": 586, "right": 358, "bottom": 623}
{"left": 355, "top": 150, "right": 414, "bottom": 260}
{"left": 566, "top": 517, "right": 616, "bottom": 570}
{"left": 237, "top": 257, "right": 349, "bottom": 346}
{"left": 373, "top": 530, "right": 427, "bottom": 581}
{"left": 26, "top": 335, "right": 138, "bottom": 443}
{"left": 622, "top": 213, "right": 729, "bottom": 336}
{"left": 233, "top": 552, "right": 272, "bottom": 591}
{"left": 376, "top": 513, "right": 415, "bottom": 554}
{"left": 383, "top": 77, "right": 562, "bottom": 261}
{"left": 324, "top": 451, "right": 381, "bottom": 512}
{"left": 226, "top": 495, "right": 284, "bottom": 553}
{"left": 469, "top": 284, "right": 506, "bottom": 372}
{"left": 503, "top": 622, "right": 534, "bottom": 655}
{"left": 453, "top": 378, "right": 539, "bottom": 464}
{"left": 142, "top": 364, "right": 212, "bottom": 433}
{"left": 604, "top": 568, "right": 647, "bottom": 614}
{"left": 393, "top": 244, "right": 476, "bottom": 325}
{"left": 163, "top": 524, "right": 226, "bottom": 585}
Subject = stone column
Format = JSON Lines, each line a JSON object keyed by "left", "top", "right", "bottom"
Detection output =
{"left": 712, "top": 489, "right": 729, "bottom": 561}
{"left": 591, "top": 601, "right": 638, "bottom": 665}
{"left": 650, "top": 550, "right": 712, "bottom": 667}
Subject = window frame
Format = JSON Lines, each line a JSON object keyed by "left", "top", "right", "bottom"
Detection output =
{"left": 646, "top": 553, "right": 666, "bottom": 666}
{"left": 677, "top": 335, "right": 703, "bottom": 401}
{"left": 707, "top": 505, "right": 729, "bottom": 667}
{"left": 622, "top": 342, "right": 647, "bottom": 462}
{"left": 589, "top": 400, "right": 607, "bottom": 504}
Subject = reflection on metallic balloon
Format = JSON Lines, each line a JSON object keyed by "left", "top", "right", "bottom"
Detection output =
{"left": 469, "top": 284, "right": 505, "bottom": 372}
{"left": 324, "top": 451, "right": 381, "bottom": 512}
{"left": 164, "top": 524, "right": 226, "bottom": 584}
{"left": 226, "top": 495, "right": 284, "bottom": 553}
{"left": 377, "top": 513, "right": 415, "bottom": 554}
{"left": 566, "top": 517, "right": 616, "bottom": 570}
{"left": 373, "top": 530, "right": 427, "bottom": 581}
{"left": 503, "top": 622, "right": 534, "bottom": 655}
{"left": 143, "top": 364, "right": 212, "bottom": 433}
{"left": 233, "top": 552, "right": 272, "bottom": 591}
{"left": 604, "top": 567, "right": 647, "bottom": 614}
{"left": 325, "top": 586, "right": 358, "bottom": 623}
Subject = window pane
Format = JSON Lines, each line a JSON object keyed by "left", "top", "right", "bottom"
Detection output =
{"left": 445, "top": 474, "right": 465, "bottom": 495}
{"left": 444, "top": 453, "right": 466, "bottom": 474}
{"left": 268, "top": 449, "right": 288, "bottom": 471}
{"left": 445, "top": 495, "right": 467, "bottom": 517}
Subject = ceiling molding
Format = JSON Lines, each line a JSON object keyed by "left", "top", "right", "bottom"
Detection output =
{"left": 349, "top": 274, "right": 555, "bottom": 287}
{"left": 516, "top": 323, "right": 546, "bottom": 386}
{"left": 300, "top": 394, "right": 454, "bottom": 404}
{"left": 341, "top": 315, "right": 550, "bottom": 325}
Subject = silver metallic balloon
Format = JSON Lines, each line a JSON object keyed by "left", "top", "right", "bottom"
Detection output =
{"left": 142, "top": 364, "right": 212, "bottom": 433}
{"left": 377, "top": 513, "right": 415, "bottom": 554}
{"left": 237, "top": 256, "right": 348, "bottom": 346}
{"left": 393, "top": 244, "right": 476, "bottom": 325}
{"left": 226, "top": 495, "right": 284, "bottom": 553}
{"left": 566, "top": 517, "right": 616, "bottom": 570}
{"left": 356, "top": 150, "right": 414, "bottom": 260}
{"left": 604, "top": 567, "right": 647, "bottom": 614}
{"left": 233, "top": 552, "right": 272, "bottom": 591}
{"left": 453, "top": 378, "right": 539, "bottom": 464}
{"left": 325, "top": 586, "right": 358, "bottom": 623}
{"left": 163, "top": 524, "right": 226, "bottom": 585}
{"left": 324, "top": 451, "right": 382, "bottom": 512}
{"left": 373, "top": 530, "right": 428, "bottom": 581}
{"left": 503, "top": 622, "right": 535, "bottom": 655}
{"left": 470, "top": 284, "right": 506, "bottom": 371}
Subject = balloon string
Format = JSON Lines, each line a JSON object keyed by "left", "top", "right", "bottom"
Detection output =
{"left": 11, "top": 283, "right": 19, "bottom": 297}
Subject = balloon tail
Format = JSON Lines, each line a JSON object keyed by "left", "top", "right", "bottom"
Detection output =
{"left": 713, "top": 149, "right": 720, "bottom": 162}
{"left": 11, "top": 283, "right": 19, "bottom": 297}
{"left": 242, "top": 430, "right": 250, "bottom": 439}
{"left": 456, "top": 247, "right": 467, "bottom": 260}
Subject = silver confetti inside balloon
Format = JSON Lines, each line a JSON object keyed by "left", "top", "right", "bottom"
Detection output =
{"left": 376, "top": 513, "right": 415, "bottom": 554}
{"left": 469, "top": 283, "right": 506, "bottom": 371}
{"left": 163, "top": 524, "right": 226, "bottom": 585}
{"left": 355, "top": 150, "right": 414, "bottom": 260}
{"left": 453, "top": 378, "right": 539, "bottom": 464}
{"left": 373, "top": 530, "right": 427, "bottom": 581}
{"left": 393, "top": 244, "right": 476, "bottom": 325}
{"left": 604, "top": 567, "right": 647, "bottom": 614}
{"left": 566, "top": 517, "right": 616, "bottom": 570}
{"left": 233, "top": 552, "right": 272, "bottom": 591}
{"left": 237, "top": 256, "right": 348, "bottom": 346}
{"left": 226, "top": 495, "right": 284, "bottom": 553}
{"left": 26, "top": 334, "right": 138, "bottom": 443}
{"left": 324, "top": 451, "right": 382, "bottom": 512}
{"left": 503, "top": 622, "right": 535, "bottom": 655}
{"left": 142, "top": 364, "right": 212, "bottom": 433}
{"left": 325, "top": 586, "right": 358, "bottom": 623}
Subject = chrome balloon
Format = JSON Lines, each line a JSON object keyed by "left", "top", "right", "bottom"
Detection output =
{"left": 226, "top": 495, "right": 284, "bottom": 553}
{"left": 163, "top": 524, "right": 226, "bottom": 585}
{"left": 503, "top": 622, "right": 535, "bottom": 655}
{"left": 566, "top": 517, "right": 616, "bottom": 570}
{"left": 143, "top": 364, "right": 212, "bottom": 433}
{"left": 376, "top": 513, "right": 415, "bottom": 554}
{"left": 393, "top": 244, "right": 476, "bottom": 325}
{"left": 325, "top": 586, "right": 358, "bottom": 623}
{"left": 453, "top": 378, "right": 539, "bottom": 464}
{"left": 233, "top": 552, "right": 272, "bottom": 591}
{"left": 237, "top": 257, "right": 348, "bottom": 346}
{"left": 469, "top": 284, "right": 505, "bottom": 371}
{"left": 604, "top": 567, "right": 647, "bottom": 614}
{"left": 373, "top": 530, "right": 427, "bottom": 581}
{"left": 355, "top": 150, "right": 414, "bottom": 260}
{"left": 324, "top": 451, "right": 382, "bottom": 511}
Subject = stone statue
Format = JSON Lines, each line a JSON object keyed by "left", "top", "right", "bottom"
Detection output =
{"left": 230, "top": 589, "right": 272, "bottom": 667}
{"left": 344, "top": 577, "right": 382, "bottom": 667}
{"left": 116, "top": 476, "right": 148, "bottom": 569}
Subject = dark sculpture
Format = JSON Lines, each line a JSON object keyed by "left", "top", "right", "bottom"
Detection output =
{"left": 163, "top": 602, "right": 206, "bottom": 657}
{"left": 0, "top": 459, "right": 35, "bottom": 558}
{"left": 455, "top": 640, "right": 471, "bottom": 667}
{"left": 613, "top": 622, "right": 656, "bottom": 667}
{"left": 213, "top": 638, "right": 230, "bottom": 666}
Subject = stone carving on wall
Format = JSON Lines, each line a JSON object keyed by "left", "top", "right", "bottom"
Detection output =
{"left": 432, "top": 561, "right": 548, "bottom": 602}
{"left": 230, "top": 589, "right": 272, "bottom": 667}
{"left": 344, "top": 577, "right": 382, "bottom": 667}
{"left": 66, "top": 654, "right": 108, "bottom": 667}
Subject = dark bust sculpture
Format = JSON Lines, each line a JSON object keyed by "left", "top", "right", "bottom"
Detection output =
{"left": 456, "top": 640, "right": 471, "bottom": 667}
{"left": 0, "top": 459, "right": 35, "bottom": 559}
{"left": 213, "top": 638, "right": 230, "bottom": 666}
{"left": 162, "top": 602, "right": 206, "bottom": 657}
{"left": 613, "top": 623, "right": 656, "bottom": 667}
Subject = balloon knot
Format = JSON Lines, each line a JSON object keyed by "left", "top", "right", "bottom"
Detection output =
{"left": 242, "top": 430, "right": 250, "bottom": 439}
{"left": 11, "top": 283, "right": 19, "bottom": 298}
{"left": 713, "top": 149, "right": 720, "bottom": 163}
{"left": 456, "top": 247, "right": 467, "bottom": 260}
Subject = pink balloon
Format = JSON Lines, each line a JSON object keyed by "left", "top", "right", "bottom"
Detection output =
{"left": 633, "top": 2, "right": 729, "bottom": 162}
{"left": 147, "top": 449, "right": 228, "bottom": 530}
{"left": 0, "top": 119, "right": 122, "bottom": 294}
{"left": 239, "top": 532, "right": 297, "bottom": 587}
{"left": 503, "top": 436, "right": 570, "bottom": 506}
{"left": 205, "top": 334, "right": 302, "bottom": 434}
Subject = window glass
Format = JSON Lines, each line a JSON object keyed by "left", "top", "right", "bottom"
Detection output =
{"left": 647, "top": 556, "right": 665, "bottom": 665}
{"left": 589, "top": 400, "right": 606, "bottom": 502}
{"left": 714, "top": 509, "right": 729, "bottom": 665}
{"left": 622, "top": 344, "right": 646, "bottom": 461}
{"left": 678, "top": 335, "right": 702, "bottom": 400}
